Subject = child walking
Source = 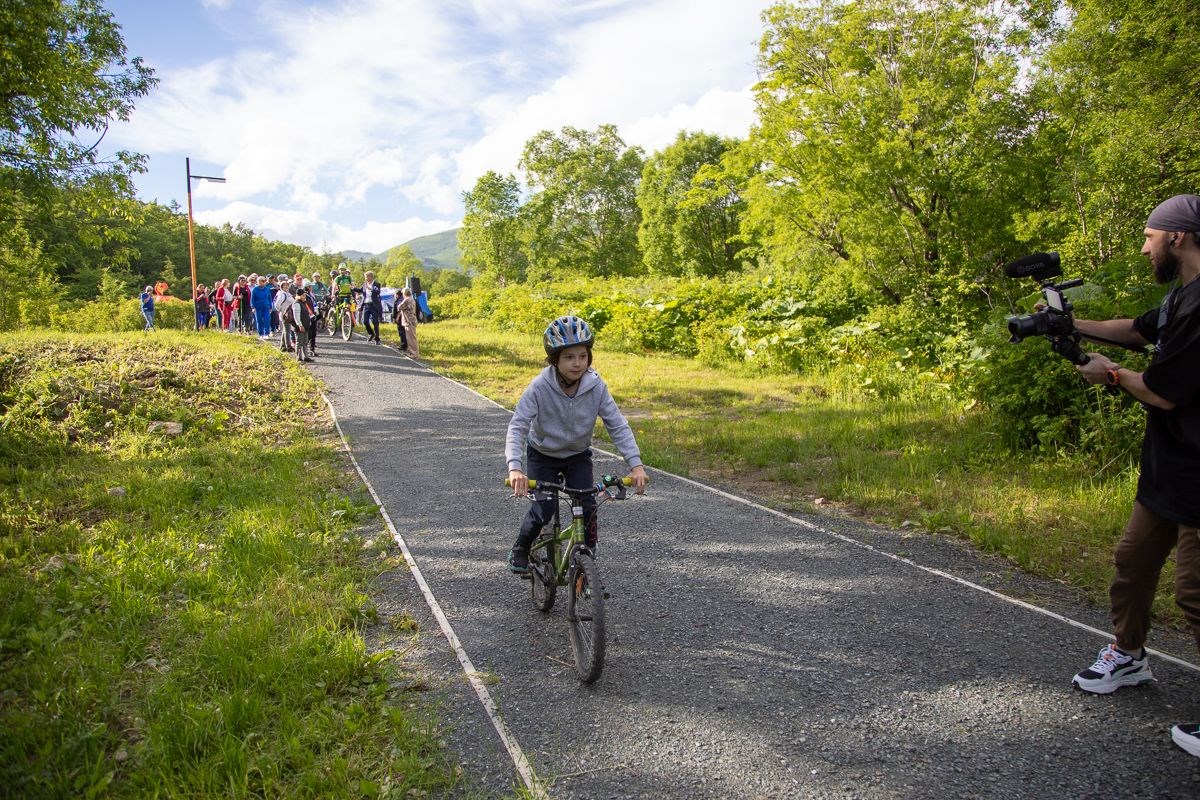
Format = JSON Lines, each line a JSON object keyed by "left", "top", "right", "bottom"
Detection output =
{"left": 505, "top": 315, "right": 648, "bottom": 573}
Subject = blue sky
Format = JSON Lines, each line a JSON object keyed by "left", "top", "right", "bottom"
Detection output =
{"left": 105, "top": 0, "right": 771, "bottom": 254}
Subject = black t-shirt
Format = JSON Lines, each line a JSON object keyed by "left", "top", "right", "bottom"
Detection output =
{"left": 1130, "top": 278, "right": 1200, "bottom": 525}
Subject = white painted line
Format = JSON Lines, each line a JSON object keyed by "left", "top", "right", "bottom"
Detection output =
{"left": 320, "top": 392, "right": 547, "bottom": 798}
{"left": 423, "top": 359, "right": 1200, "bottom": 676}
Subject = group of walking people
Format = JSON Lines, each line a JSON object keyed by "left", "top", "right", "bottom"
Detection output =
{"left": 136, "top": 265, "right": 421, "bottom": 361}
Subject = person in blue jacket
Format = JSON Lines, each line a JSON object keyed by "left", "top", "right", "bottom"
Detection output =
{"left": 139, "top": 286, "right": 155, "bottom": 331}
{"left": 250, "top": 275, "right": 274, "bottom": 338}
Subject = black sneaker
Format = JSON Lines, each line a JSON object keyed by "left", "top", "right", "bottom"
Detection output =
{"left": 1072, "top": 643, "right": 1154, "bottom": 694}
{"left": 1172, "top": 723, "right": 1200, "bottom": 758}
{"left": 507, "top": 548, "right": 529, "bottom": 574}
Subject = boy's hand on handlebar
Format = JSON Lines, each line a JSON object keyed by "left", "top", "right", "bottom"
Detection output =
{"left": 508, "top": 469, "right": 529, "bottom": 498}
{"left": 628, "top": 465, "right": 648, "bottom": 495}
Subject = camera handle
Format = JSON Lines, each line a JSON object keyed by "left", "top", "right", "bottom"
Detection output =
{"left": 1050, "top": 334, "right": 1122, "bottom": 395}
{"left": 1049, "top": 333, "right": 1089, "bottom": 365}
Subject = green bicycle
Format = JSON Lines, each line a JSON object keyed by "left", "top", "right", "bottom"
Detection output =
{"left": 506, "top": 473, "right": 642, "bottom": 684}
{"left": 328, "top": 297, "right": 354, "bottom": 341}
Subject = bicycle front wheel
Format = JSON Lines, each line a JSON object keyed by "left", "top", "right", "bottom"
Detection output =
{"left": 341, "top": 308, "right": 353, "bottom": 340}
{"left": 327, "top": 310, "right": 339, "bottom": 337}
{"left": 529, "top": 543, "right": 556, "bottom": 612}
{"left": 567, "top": 551, "right": 605, "bottom": 684}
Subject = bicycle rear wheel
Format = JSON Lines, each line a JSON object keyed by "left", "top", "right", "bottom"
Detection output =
{"left": 529, "top": 542, "right": 556, "bottom": 612}
{"left": 567, "top": 551, "right": 605, "bottom": 683}
{"left": 341, "top": 308, "right": 353, "bottom": 340}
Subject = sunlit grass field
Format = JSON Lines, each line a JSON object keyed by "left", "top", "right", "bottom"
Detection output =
{"left": 0, "top": 331, "right": 457, "bottom": 798}
{"left": 398, "top": 318, "right": 1155, "bottom": 615}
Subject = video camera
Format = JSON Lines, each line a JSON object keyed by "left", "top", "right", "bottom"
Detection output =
{"left": 1004, "top": 252, "right": 1089, "bottom": 365}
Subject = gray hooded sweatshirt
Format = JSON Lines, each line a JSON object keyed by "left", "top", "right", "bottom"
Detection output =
{"left": 505, "top": 366, "right": 643, "bottom": 471}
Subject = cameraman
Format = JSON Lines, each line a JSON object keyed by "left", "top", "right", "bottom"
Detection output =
{"left": 1070, "top": 194, "right": 1200, "bottom": 759}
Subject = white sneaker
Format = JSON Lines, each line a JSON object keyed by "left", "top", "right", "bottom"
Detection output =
{"left": 1171, "top": 723, "right": 1200, "bottom": 757}
{"left": 1072, "top": 643, "right": 1154, "bottom": 694}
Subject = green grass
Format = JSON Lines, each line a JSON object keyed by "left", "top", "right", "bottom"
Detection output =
{"left": 0, "top": 331, "right": 458, "bottom": 798}
{"left": 401, "top": 319, "right": 1162, "bottom": 617}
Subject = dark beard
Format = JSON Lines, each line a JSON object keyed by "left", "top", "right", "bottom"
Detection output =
{"left": 1154, "top": 248, "right": 1181, "bottom": 284}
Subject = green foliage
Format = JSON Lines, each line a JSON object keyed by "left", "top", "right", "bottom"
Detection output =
{"left": 1019, "top": 0, "right": 1200, "bottom": 267}
{"left": 459, "top": 171, "right": 527, "bottom": 285}
{"left": 520, "top": 124, "right": 645, "bottom": 277}
{"left": 747, "top": 0, "right": 1035, "bottom": 306}
{"left": 637, "top": 131, "right": 747, "bottom": 277}
{"left": 0, "top": 0, "right": 155, "bottom": 179}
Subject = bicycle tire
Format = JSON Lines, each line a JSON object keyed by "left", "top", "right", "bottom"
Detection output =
{"left": 567, "top": 551, "right": 605, "bottom": 684}
{"left": 341, "top": 309, "right": 353, "bottom": 340}
{"left": 327, "top": 309, "right": 339, "bottom": 337}
{"left": 529, "top": 543, "right": 556, "bottom": 612}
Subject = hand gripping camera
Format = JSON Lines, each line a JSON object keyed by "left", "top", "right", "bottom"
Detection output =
{"left": 1005, "top": 252, "right": 1090, "bottom": 365}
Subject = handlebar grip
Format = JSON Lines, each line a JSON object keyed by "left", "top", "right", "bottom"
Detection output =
{"left": 504, "top": 478, "right": 539, "bottom": 488}
{"left": 604, "top": 474, "right": 647, "bottom": 487}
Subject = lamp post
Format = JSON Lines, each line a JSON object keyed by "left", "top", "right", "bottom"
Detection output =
{"left": 186, "top": 157, "right": 226, "bottom": 323}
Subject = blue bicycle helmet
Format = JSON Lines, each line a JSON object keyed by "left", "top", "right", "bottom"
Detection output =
{"left": 543, "top": 315, "right": 594, "bottom": 357}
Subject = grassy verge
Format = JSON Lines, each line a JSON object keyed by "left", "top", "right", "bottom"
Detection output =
{"left": 0, "top": 331, "right": 457, "bottom": 798}
{"left": 392, "top": 319, "right": 1161, "bottom": 616}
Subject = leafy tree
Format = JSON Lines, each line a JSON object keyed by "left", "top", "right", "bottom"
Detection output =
{"left": 0, "top": 0, "right": 155, "bottom": 327}
{"left": 459, "top": 171, "right": 527, "bottom": 285}
{"left": 428, "top": 269, "right": 471, "bottom": 296}
{"left": 746, "top": 0, "right": 1036, "bottom": 312}
{"left": 1017, "top": 0, "right": 1200, "bottom": 286}
{"left": 0, "top": 0, "right": 154, "bottom": 180}
{"left": 375, "top": 245, "right": 422, "bottom": 288}
{"left": 637, "top": 130, "right": 747, "bottom": 277}
{"left": 519, "top": 124, "right": 645, "bottom": 278}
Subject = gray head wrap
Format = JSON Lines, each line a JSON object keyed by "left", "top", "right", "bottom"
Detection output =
{"left": 1146, "top": 194, "right": 1200, "bottom": 232}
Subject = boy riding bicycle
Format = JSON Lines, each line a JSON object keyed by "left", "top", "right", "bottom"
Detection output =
{"left": 505, "top": 315, "right": 648, "bottom": 573}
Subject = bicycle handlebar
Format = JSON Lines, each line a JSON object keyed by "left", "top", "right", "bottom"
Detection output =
{"left": 504, "top": 474, "right": 645, "bottom": 494}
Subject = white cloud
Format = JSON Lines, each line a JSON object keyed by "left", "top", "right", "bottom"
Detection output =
{"left": 114, "top": 0, "right": 772, "bottom": 251}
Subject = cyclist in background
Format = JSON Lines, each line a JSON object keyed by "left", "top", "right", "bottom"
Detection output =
{"left": 504, "top": 315, "right": 648, "bottom": 574}
{"left": 309, "top": 272, "right": 328, "bottom": 303}
{"left": 333, "top": 265, "right": 354, "bottom": 317}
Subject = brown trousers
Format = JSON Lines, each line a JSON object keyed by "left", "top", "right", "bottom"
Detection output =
{"left": 1111, "top": 502, "right": 1200, "bottom": 654}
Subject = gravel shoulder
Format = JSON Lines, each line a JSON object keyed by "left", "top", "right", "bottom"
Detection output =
{"left": 310, "top": 336, "right": 1200, "bottom": 799}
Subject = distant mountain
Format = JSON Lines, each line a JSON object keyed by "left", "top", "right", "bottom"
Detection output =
{"left": 341, "top": 228, "right": 462, "bottom": 271}
{"left": 400, "top": 229, "right": 461, "bottom": 270}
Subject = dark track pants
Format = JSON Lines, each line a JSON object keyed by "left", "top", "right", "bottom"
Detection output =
{"left": 513, "top": 447, "right": 597, "bottom": 552}
{"left": 363, "top": 305, "right": 380, "bottom": 341}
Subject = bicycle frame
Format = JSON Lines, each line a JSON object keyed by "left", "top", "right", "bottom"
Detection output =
{"left": 523, "top": 475, "right": 630, "bottom": 586}
{"left": 529, "top": 496, "right": 587, "bottom": 587}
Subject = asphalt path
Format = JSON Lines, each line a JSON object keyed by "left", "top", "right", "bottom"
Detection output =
{"left": 308, "top": 334, "right": 1200, "bottom": 799}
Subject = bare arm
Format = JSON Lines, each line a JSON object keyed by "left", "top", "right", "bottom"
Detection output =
{"left": 1076, "top": 352, "right": 1175, "bottom": 410}
{"left": 1072, "top": 318, "right": 1149, "bottom": 349}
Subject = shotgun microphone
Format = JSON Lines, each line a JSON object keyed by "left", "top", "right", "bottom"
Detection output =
{"left": 1004, "top": 251, "right": 1061, "bottom": 280}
